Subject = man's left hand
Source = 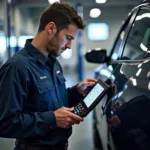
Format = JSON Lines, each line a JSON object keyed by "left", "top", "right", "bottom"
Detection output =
{"left": 77, "top": 78, "right": 97, "bottom": 96}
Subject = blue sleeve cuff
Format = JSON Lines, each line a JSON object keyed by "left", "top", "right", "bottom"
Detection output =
{"left": 41, "top": 111, "right": 56, "bottom": 129}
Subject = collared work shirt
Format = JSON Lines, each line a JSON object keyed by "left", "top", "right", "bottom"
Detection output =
{"left": 0, "top": 39, "right": 82, "bottom": 145}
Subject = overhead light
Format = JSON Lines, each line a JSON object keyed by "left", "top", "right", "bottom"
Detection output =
{"left": 48, "top": 0, "right": 60, "bottom": 4}
{"left": 95, "top": 0, "right": 106, "bottom": 3}
{"left": 90, "top": 8, "right": 101, "bottom": 18}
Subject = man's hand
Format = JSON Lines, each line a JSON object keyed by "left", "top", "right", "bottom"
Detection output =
{"left": 77, "top": 78, "right": 97, "bottom": 95}
{"left": 54, "top": 107, "right": 83, "bottom": 128}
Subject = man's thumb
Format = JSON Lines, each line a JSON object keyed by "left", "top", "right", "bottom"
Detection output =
{"left": 64, "top": 107, "right": 74, "bottom": 112}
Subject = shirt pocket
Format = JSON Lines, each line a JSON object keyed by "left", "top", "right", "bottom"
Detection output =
{"left": 36, "top": 82, "right": 55, "bottom": 94}
{"left": 35, "top": 81, "right": 56, "bottom": 111}
{"left": 56, "top": 75, "right": 69, "bottom": 107}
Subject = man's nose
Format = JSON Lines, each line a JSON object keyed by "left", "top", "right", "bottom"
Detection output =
{"left": 65, "top": 41, "right": 71, "bottom": 49}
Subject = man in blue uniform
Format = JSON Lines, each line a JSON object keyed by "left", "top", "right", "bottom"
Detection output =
{"left": 0, "top": 2, "right": 97, "bottom": 150}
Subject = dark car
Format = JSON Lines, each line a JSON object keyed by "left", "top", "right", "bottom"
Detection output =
{"left": 85, "top": 0, "right": 150, "bottom": 150}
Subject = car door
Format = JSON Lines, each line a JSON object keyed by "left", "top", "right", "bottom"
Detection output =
{"left": 94, "top": 7, "right": 139, "bottom": 150}
{"left": 95, "top": 3, "right": 150, "bottom": 150}
{"left": 105, "top": 5, "right": 150, "bottom": 150}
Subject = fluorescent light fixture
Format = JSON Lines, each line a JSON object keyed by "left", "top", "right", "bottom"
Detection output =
{"left": 90, "top": 8, "right": 101, "bottom": 18}
{"left": 88, "top": 23, "right": 109, "bottom": 40}
{"left": 0, "top": 36, "right": 17, "bottom": 53}
{"left": 48, "top": 0, "right": 59, "bottom": 4}
{"left": 10, "top": 36, "right": 17, "bottom": 47}
{"left": 0, "top": 36, "right": 6, "bottom": 53}
{"left": 95, "top": 0, "right": 106, "bottom": 3}
{"left": 18, "top": 35, "right": 34, "bottom": 48}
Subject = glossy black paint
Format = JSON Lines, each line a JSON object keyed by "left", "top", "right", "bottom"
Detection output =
{"left": 85, "top": 49, "right": 108, "bottom": 64}
{"left": 86, "top": 0, "right": 150, "bottom": 150}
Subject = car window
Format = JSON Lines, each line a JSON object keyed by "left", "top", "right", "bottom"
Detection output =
{"left": 121, "top": 8, "right": 150, "bottom": 60}
{"left": 110, "top": 15, "right": 132, "bottom": 60}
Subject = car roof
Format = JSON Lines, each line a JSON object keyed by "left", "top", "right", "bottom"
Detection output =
{"left": 131, "top": 0, "right": 150, "bottom": 13}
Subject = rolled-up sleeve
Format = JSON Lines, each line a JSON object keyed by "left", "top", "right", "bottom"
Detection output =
{"left": 0, "top": 61, "right": 56, "bottom": 138}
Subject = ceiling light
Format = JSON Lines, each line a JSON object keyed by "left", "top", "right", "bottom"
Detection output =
{"left": 48, "top": 0, "right": 60, "bottom": 4}
{"left": 90, "top": 8, "right": 101, "bottom": 18}
{"left": 95, "top": 0, "right": 107, "bottom": 3}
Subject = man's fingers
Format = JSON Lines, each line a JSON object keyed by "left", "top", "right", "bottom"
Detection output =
{"left": 82, "top": 81, "right": 96, "bottom": 87}
{"left": 63, "top": 107, "right": 83, "bottom": 122}
{"left": 86, "top": 78, "right": 97, "bottom": 82}
{"left": 64, "top": 107, "right": 74, "bottom": 111}
{"left": 69, "top": 112, "right": 83, "bottom": 122}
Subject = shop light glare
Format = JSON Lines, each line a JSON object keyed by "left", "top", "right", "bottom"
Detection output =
{"left": 90, "top": 8, "right": 101, "bottom": 18}
{"left": 95, "top": 0, "right": 106, "bottom": 3}
{"left": 136, "top": 13, "right": 150, "bottom": 21}
{"left": 148, "top": 82, "right": 150, "bottom": 90}
{"left": 136, "top": 68, "right": 142, "bottom": 76}
{"left": 140, "top": 43, "right": 148, "bottom": 51}
{"left": 48, "top": 0, "right": 59, "bottom": 4}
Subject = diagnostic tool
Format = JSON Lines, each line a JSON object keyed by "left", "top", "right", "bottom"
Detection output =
{"left": 73, "top": 78, "right": 109, "bottom": 117}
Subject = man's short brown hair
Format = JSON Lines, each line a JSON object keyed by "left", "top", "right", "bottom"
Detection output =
{"left": 38, "top": 2, "right": 85, "bottom": 32}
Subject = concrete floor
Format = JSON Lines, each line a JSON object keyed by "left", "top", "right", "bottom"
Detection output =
{"left": 0, "top": 71, "right": 97, "bottom": 150}
{"left": 68, "top": 112, "right": 95, "bottom": 150}
{"left": 65, "top": 71, "right": 96, "bottom": 150}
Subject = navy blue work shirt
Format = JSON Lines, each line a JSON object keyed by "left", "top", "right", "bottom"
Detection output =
{"left": 0, "top": 39, "right": 83, "bottom": 145}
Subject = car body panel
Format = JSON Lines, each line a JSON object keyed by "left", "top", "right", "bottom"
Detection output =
{"left": 90, "top": 1, "right": 150, "bottom": 150}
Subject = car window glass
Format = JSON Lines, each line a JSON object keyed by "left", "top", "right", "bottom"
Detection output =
{"left": 122, "top": 8, "right": 150, "bottom": 60}
{"left": 110, "top": 17, "right": 131, "bottom": 60}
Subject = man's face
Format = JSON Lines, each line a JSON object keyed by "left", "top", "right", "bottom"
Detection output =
{"left": 47, "top": 24, "right": 78, "bottom": 56}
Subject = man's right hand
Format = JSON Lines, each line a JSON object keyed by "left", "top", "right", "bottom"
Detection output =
{"left": 54, "top": 107, "right": 83, "bottom": 128}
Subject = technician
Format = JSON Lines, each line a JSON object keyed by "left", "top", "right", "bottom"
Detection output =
{"left": 0, "top": 2, "right": 96, "bottom": 150}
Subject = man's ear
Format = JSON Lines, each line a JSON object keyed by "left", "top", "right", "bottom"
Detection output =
{"left": 46, "top": 22, "right": 57, "bottom": 35}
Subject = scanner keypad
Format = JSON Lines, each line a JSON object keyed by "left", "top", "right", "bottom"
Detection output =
{"left": 74, "top": 103, "right": 85, "bottom": 115}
